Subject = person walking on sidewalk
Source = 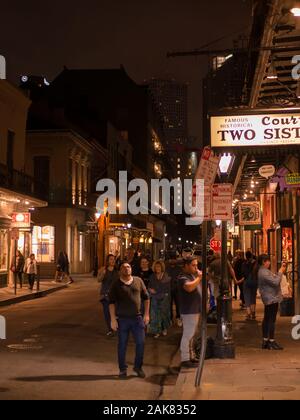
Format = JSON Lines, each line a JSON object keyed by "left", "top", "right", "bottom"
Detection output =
{"left": 98, "top": 254, "right": 119, "bottom": 337}
{"left": 10, "top": 250, "right": 25, "bottom": 289}
{"left": 109, "top": 262, "right": 150, "bottom": 379}
{"left": 137, "top": 256, "right": 153, "bottom": 290}
{"left": 232, "top": 250, "right": 246, "bottom": 307}
{"left": 123, "top": 247, "right": 140, "bottom": 276}
{"left": 258, "top": 255, "right": 284, "bottom": 351}
{"left": 24, "top": 254, "right": 38, "bottom": 291}
{"left": 55, "top": 251, "right": 73, "bottom": 284}
{"left": 178, "top": 257, "right": 202, "bottom": 368}
{"left": 148, "top": 260, "right": 171, "bottom": 338}
{"left": 166, "top": 252, "right": 182, "bottom": 327}
{"left": 242, "top": 251, "right": 258, "bottom": 321}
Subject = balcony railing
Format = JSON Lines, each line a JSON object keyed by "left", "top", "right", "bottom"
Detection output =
{"left": 0, "top": 163, "right": 35, "bottom": 197}
{"left": 47, "top": 187, "right": 93, "bottom": 208}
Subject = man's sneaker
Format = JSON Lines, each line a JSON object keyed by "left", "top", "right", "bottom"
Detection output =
{"left": 133, "top": 368, "right": 146, "bottom": 378}
{"left": 181, "top": 360, "right": 198, "bottom": 369}
{"left": 262, "top": 340, "right": 269, "bottom": 350}
{"left": 162, "top": 330, "right": 168, "bottom": 337}
{"left": 268, "top": 341, "right": 284, "bottom": 350}
{"left": 119, "top": 370, "right": 127, "bottom": 379}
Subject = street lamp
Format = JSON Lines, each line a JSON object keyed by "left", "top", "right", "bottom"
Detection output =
{"left": 213, "top": 154, "right": 235, "bottom": 359}
{"left": 291, "top": 1, "right": 300, "bottom": 16}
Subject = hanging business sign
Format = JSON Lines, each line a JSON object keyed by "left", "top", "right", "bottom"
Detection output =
{"left": 259, "top": 165, "right": 276, "bottom": 179}
{"left": 285, "top": 173, "right": 300, "bottom": 189}
{"left": 239, "top": 202, "right": 261, "bottom": 226}
{"left": 11, "top": 213, "right": 31, "bottom": 229}
{"left": 211, "top": 113, "right": 300, "bottom": 148}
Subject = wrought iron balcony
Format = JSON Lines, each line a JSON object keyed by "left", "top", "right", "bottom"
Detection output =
{"left": 0, "top": 163, "right": 35, "bottom": 197}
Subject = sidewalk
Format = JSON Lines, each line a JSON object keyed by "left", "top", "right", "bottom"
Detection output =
{"left": 0, "top": 280, "right": 69, "bottom": 307}
{"left": 161, "top": 299, "right": 300, "bottom": 400}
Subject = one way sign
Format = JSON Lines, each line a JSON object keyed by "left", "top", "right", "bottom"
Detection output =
{"left": 212, "top": 184, "right": 233, "bottom": 221}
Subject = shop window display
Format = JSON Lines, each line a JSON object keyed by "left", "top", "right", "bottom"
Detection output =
{"left": 0, "top": 230, "right": 8, "bottom": 272}
{"left": 32, "top": 226, "right": 55, "bottom": 263}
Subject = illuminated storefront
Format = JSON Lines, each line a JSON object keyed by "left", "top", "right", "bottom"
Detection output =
{"left": 32, "top": 226, "right": 55, "bottom": 263}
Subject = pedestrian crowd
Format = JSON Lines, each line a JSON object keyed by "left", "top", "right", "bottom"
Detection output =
{"left": 98, "top": 245, "right": 293, "bottom": 378}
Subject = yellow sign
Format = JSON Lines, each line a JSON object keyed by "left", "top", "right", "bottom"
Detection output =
{"left": 211, "top": 113, "right": 300, "bottom": 147}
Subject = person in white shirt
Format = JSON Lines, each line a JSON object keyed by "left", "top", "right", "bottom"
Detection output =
{"left": 24, "top": 254, "right": 38, "bottom": 291}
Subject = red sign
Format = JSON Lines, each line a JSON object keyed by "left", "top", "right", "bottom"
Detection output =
{"left": 210, "top": 238, "right": 222, "bottom": 253}
{"left": 11, "top": 213, "right": 31, "bottom": 228}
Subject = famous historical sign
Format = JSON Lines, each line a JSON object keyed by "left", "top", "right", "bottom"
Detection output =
{"left": 211, "top": 113, "right": 300, "bottom": 148}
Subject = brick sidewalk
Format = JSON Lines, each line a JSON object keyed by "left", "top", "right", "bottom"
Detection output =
{"left": 161, "top": 299, "right": 300, "bottom": 400}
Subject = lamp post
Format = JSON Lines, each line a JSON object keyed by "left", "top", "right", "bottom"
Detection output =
{"left": 213, "top": 154, "right": 235, "bottom": 359}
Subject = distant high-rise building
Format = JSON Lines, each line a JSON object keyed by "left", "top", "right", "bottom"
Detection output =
{"left": 147, "top": 79, "right": 188, "bottom": 146}
{"left": 147, "top": 79, "right": 189, "bottom": 182}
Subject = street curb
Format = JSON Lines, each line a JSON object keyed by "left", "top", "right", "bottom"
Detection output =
{"left": 0, "top": 285, "right": 68, "bottom": 307}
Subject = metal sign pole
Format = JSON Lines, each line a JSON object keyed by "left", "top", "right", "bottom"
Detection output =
{"left": 195, "top": 220, "right": 208, "bottom": 387}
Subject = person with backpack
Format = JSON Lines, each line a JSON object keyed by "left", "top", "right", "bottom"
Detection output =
{"left": 242, "top": 251, "right": 257, "bottom": 321}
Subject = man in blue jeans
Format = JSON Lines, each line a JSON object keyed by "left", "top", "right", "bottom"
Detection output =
{"left": 109, "top": 263, "right": 150, "bottom": 379}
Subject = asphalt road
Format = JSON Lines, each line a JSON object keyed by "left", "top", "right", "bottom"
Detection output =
{"left": 0, "top": 277, "right": 181, "bottom": 400}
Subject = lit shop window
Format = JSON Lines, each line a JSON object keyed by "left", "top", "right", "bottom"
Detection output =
{"left": 32, "top": 226, "right": 55, "bottom": 263}
{"left": 0, "top": 230, "right": 8, "bottom": 272}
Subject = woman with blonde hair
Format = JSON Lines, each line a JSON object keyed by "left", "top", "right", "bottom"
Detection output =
{"left": 148, "top": 260, "right": 171, "bottom": 338}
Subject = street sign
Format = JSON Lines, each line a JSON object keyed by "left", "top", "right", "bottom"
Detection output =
{"left": 212, "top": 184, "right": 233, "bottom": 221}
{"left": 193, "top": 184, "right": 211, "bottom": 221}
{"left": 195, "top": 147, "right": 220, "bottom": 185}
{"left": 210, "top": 237, "right": 222, "bottom": 253}
{"left": 11, "top": 229, "right": 19, "bottom": 241}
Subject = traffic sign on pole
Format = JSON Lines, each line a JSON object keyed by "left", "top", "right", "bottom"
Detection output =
{"left": 212, "top": 184, "right": 233, "bottom": 221}
{"left": 195, "top": 147, "right": 220, "bottom": 186}
{"left": 210, "top": 237, "right": 222, "bottom": 253}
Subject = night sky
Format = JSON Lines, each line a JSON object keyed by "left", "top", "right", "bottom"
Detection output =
{"left": 1, "top": 0, "right": 252, "bottom": 139}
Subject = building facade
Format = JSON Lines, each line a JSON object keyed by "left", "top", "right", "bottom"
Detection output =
{"left": 0, "top": 81, "right": 47, "bottom": 287}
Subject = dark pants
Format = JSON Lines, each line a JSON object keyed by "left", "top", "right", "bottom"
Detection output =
{"left": 14, "top": 272, "right": 23, "bottom": 288}
{"left": 28, "top": 274, "right": 35, "bottom": 290}
{"left": 244, "top": 284, "right": 257, "bottom": 307}
{"left": 239, "top": 284, "right": 245, "bottom": 304}
{"left": 170, "top": 289, "right": 180, "bottom": 320}
{"left": 262, "top": 303, "right": 279, "bottom": 340}
{"left": 101, "top": 299, "right": 112, "bottom": 332}
{"left": 118, "top": 317, "right": 145, "bottom": 372}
